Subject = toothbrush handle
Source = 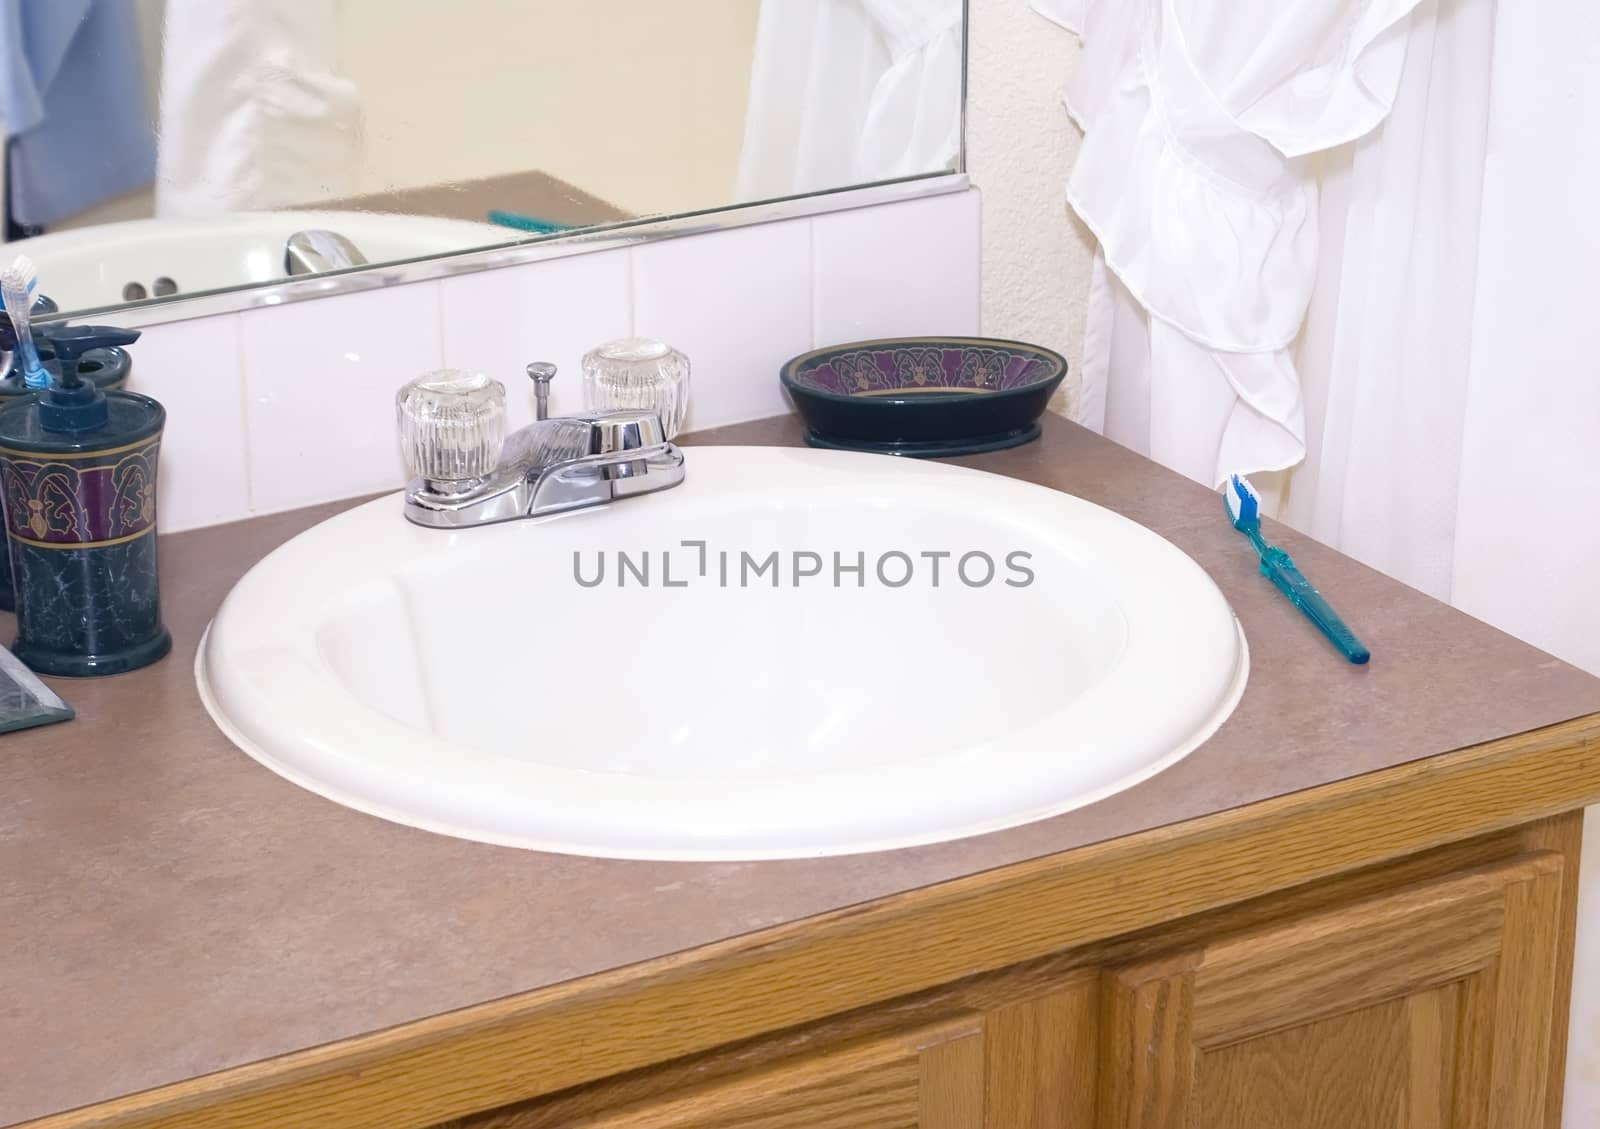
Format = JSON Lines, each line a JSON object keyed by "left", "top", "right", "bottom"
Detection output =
{"left": 1261, "top": 548, "right": 1371, "bottom": 664}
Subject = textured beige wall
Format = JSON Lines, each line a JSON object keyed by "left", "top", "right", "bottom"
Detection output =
{"left": 335, "top": 0, "right": 760, "bottom": 216}
{"left": 965, "top": 0, "right": 1093, "bottom": 405}
{"left": 68, "top": 0, "right": 760, "bottom": 229}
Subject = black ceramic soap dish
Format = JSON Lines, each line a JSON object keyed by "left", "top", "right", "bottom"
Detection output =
{"left": 779, "top": 336, "right": 1067, "bottom": 457}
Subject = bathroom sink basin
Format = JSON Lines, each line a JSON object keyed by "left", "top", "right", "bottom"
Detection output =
{"left": 16, "top": 211, "right": 510, "bottom": 314}
{"left": 198, "top": 447, "right": 1247, "bottom": 859}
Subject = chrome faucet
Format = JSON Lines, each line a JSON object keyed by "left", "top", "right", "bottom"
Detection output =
{"left": 396, "top": 362, "right": 685, "bottom": 530}
{"left": 285, "top": 230, "right": 368, "bottom": 276}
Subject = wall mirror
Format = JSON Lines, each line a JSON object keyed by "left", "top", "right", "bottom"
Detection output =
{"left": 0, "top": 0, "right": 966, "bottom": 324}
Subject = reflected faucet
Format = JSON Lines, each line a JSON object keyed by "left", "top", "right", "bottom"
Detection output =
{"left": 284, "top": 230, "right": 368, "bottom": 276}
{"left": 395, "top": 362, "right": 685, "bottom": 530}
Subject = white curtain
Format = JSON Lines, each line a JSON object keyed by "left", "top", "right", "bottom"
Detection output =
{"left": 156, "top": 0, "right": 361, "bottom": 216}
{"left": 736, "top": 0, "right": 962, "bottom": 201}
{"left": 1040, "top": 0, "right": 1600, "bottom": 1121}
{"left": 1281, "top": 0, "right": 1493, "bottom": 601}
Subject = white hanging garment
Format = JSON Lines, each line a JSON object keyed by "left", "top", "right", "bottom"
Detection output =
{"left": 736, "top": 0, "right": 961, "bottom": 202}
{"left": 156, "top": 0, "right": 362, "bottom": 216}
{"left": 1036, "top": 0, "right": 1419, "bottom": 489}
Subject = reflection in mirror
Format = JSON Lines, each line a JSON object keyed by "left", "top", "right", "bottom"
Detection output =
{"left": 0, "top": 0, "right": 964, "bottom": 319}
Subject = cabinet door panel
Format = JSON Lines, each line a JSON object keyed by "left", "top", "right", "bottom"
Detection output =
{"left": 1099, "top": 852, "right": 1566, "bottom": 1129}
{"left": 1200, "top": 985, "right": 1459, "bottom": 1129}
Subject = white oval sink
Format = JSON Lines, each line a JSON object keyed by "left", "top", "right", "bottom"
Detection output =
{"left": 18, "top": 210, "right": 511, "bottom": 313}
{"left": 198, "top": 447, "right": 1246, "bottom": 859}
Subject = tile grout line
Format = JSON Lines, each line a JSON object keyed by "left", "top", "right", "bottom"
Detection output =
{"left": 434, "top": 280, "right": 449, "bottom": 368}
{"left": 232, "top": 312, "right": 256, "bottom": 516}
{"left": 807, "top": 217, "right": 818, "bottom": 348}
{"left": 632, "top": 247, "right": 639, "bottom": 334}
{"left": 968, "top": 190, "right": 983, "bottom": 334}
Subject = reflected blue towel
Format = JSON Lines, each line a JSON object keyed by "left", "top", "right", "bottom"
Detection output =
{"left": 0, "top": 0, "right": 156, "bottom": 227}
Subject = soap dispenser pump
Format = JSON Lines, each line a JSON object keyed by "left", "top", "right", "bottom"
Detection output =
{"left": 0, "top": 325, "right": 172, "bottom": 676}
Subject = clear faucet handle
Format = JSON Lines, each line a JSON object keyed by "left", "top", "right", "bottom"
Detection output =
{"left": 580, "top": 337, "right": 690, "bottom": 439}
{"left": 396, "top": 369, "right": 507, "bottom": 490}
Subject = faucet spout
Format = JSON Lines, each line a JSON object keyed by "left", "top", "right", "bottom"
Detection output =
{"left": 285, "top": 230, "right": 368, "bottom": 276}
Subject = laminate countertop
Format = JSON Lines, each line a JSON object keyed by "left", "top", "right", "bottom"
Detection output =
{"left": 5, "top": 413, "right": 1600, "bottom": 1126}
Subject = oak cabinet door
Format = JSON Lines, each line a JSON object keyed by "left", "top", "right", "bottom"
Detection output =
{"left": 457, "top": 1016, "right": 984, "bottom": 1129}
{"left": 1099, "top": 852, "right": 1567, "bottom": 1129}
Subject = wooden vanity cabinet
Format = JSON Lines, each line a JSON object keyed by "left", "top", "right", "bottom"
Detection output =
{"left": 441, "top": 824, "right": 1576, "bottom": 1129}
{"left": 1097, "top": 850, "right": 1564, "bottom": 1129}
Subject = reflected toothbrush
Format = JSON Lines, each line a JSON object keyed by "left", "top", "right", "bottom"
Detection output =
{"left": 1, "top": 256, "right": 49, "bottom": 389}
{"left": 1224, "top": 474, "right": 1370, "bottom": 665}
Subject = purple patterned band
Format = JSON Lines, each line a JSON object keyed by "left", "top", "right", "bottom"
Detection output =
{"left": 790, "top": 344, "right": 1056, "bottom": 397}
{"left": 0, "top": 437, "right": 161, "bottom": 548}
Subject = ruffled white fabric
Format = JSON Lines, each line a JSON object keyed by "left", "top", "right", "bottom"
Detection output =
{"left": 1035, "top": 0, "right": 1420, "bottom": 488}
{"left": 1078, "top": 252, "right": 1307, "bottom": 489}
{"left": 1175, "top": 0, "right": 1419, "bottom": 158}
{"left": 1069, "top": 0, "right": 1318, "bottom": 352}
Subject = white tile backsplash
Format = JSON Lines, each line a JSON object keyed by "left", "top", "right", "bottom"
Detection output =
{"left": 123, "top": 313, "right": 250, "bottom": 533}
{"left": 121, "top": 190, "right": 979, "bottom": 532}
{"left": 812, "top": 191, "right": 981, "bottom": 344}
{"left": 240, "top": 281, "right": 443, "bottom": 514}
{"left": 440, "top": 249, "right": 631, "bottom": 432}
{"left": 633, "top": 216, "right": 812, "bottom": 433}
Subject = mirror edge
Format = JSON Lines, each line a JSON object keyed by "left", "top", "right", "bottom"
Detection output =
{"left": 71, "top": 173, "right": 970, "bottom": 330}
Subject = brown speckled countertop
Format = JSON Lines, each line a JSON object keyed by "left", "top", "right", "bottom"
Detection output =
{"left": 4, "top": 414, "right": 1600, "bottom": 1126}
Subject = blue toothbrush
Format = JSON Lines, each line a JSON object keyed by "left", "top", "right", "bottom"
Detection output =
{"left": 1224, "top": 474, "right": 1370, "bottom": 665}
{"left": 488, "top": 210, "right": 576, "bottom": 236}
{"left": 1, "top": 255, "right": 49, "bottom": 389}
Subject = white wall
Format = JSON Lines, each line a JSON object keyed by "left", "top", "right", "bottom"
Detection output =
{"left": 965, "top": 0, "right": 1093, "bottom": 403}
{"left": 123, "top": 190, "right": 979, "bottom": 532}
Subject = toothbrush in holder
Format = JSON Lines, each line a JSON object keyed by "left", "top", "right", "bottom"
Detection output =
{"left": 1225, "top": 474, "right": 1371, "bottom": 665}
{"left": 1, "top": 256, "right": 49, "bottom": 389}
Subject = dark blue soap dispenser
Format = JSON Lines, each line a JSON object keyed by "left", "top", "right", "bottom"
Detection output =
{"left": 0, "top": 316, "right": 139, "bottom": 613}
{"left": 0, "top": 325, "right": 172, "bottom": 676}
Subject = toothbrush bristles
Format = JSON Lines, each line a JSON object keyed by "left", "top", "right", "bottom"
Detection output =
{"left": 2, "top": 255, "right": 37, "bottom": 294}
{"left": 1226, "top": 474, "right": 1258, "bottom": 525}
{"left": 1, "top": 254, "right": 49, "bottom": 388}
